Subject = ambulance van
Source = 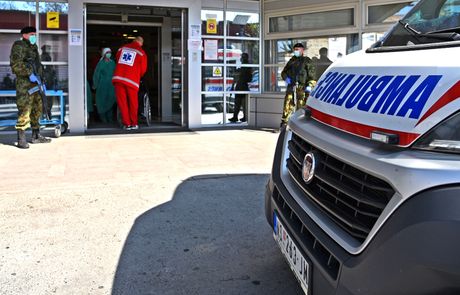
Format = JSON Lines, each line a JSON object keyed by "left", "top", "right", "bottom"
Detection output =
{"left": 265, "top": 0, "right": 460, "bottom": 294}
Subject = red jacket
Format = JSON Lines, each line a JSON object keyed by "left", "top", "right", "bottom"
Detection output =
{"left": 112, "top": 41, "right": 147, "bottom": 89}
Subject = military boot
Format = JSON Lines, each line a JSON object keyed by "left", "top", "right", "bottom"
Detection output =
{"left": 17, "top": 130, "right": 29, "bottom": 149}
{"left": 31, "top": 129, "right": 51, "bottom": 144}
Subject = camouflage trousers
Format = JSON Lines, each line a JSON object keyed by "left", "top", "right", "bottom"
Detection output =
{"left": 15, "top": 78, "right": 42, "bottom": 131}
{"left": 281, "top": 85, "right": 308, "bottom": 124}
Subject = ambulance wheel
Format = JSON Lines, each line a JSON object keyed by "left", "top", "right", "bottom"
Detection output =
{"left": 54, "top": 125, "right": 61, "bottom": 138}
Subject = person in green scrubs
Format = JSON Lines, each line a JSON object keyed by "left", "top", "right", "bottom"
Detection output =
{"left": 93, "top": 47, "right": 116, "bottom": 123}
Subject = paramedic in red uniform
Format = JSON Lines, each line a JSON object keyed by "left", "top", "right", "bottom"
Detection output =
{"left": 112, "top": 36, "right": 147, "bottom": 130}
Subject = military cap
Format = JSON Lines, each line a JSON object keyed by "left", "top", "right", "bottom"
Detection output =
{"left": 20, "top": 26, "right": 36, "bottom": 34}
{"left": 293, "top": 42, "right": 304, "bottom": 48}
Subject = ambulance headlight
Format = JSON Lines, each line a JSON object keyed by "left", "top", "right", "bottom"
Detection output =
{"left": 413, "top": 112, "right": 460, "bottom": 153}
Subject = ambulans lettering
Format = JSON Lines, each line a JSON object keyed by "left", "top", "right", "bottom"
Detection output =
{"left": 311, "top": 72, "right": 442, "bottom": 120}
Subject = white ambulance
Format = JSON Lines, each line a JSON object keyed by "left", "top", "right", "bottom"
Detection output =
{"left": 265, "top": 0, "right": 460, "bottom": 294}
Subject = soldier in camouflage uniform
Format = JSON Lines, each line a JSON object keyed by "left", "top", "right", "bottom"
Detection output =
{"left": 10, "top": 26, "right": 51, "bottom": 149}
{"left": 280, "top": 43, "right": 316, "bottom": 128}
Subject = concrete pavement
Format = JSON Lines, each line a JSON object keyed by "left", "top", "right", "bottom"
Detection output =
{"left": 0, "top": 130, "right": 303, "bottom": 295}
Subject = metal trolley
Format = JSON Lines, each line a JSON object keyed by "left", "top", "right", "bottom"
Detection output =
{"left": 0, "top": 90, "right": 68, "bottom": 138}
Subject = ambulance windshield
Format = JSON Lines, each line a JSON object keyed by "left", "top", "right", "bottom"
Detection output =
{"left": 375, "top": 0, "right": 460, "bottom": 48}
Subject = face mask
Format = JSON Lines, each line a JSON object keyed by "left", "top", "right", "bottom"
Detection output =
{"left": 105, "top": 53, "right": 112, "bottom": 59}
{"left": 29, "top": 35, "right": 37, "bottom": 45}
{"left": 293, "top": 50, "right": 301, "bottom": 57}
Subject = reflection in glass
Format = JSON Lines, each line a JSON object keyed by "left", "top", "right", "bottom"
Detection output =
{"left": 226, "top": 40, "right": 259, "bottom": 64}
{"left": 226, "top": 11, "right": 259, "bottom": 37}
{"left": 269, "top": 9, "right": 354, "bottom": 33}
{"left": 201, "top": 94, "right": 225, "bottom": 125}
{"left": 0, "top": 1, "right": 36, "bottom": 30}
{"left": 226, "top": 66, "right": 259, "bottom": 92}
{"left": 171, "top": 17, "right": 183, "bottom": 125}
{"left": 39, "top": 34, "right": 68, "bottom": 62}
{"left": 264, "top": 66, "right": 284, "bottom": 93}
{"left": 0, "top": 66, "right": 16, "bottom": 91}
{"left": 368, "top": 2, "right": 416, "bottom": 25}
{"left": 202, "top": 66, "right": 233, "bottom": 92}
{"left": 0, "top": 34, "right": 23, "bottom": 61}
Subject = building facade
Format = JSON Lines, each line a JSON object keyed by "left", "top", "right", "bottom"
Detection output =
{"left": 0, "top": 0, "right": 415, "bottom": 133}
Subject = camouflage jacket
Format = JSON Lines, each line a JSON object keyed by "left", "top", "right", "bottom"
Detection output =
{"left": 10, "top": 38, "right": 43, "bottom": 79}
{"left": 281, "top": 56, "right": 316, "bottom": 87}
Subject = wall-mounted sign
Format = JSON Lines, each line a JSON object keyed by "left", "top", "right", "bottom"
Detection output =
{"left": 188, "top": 39, "right": 202, "bottom": 51}
{"left": 190, "top": 24, "right": 201, "bottom": 38}
{"left": 213, "top": 66, "right": 222, "bottom": 77}
{"left": 69, "top": 29, "right": 82, "bottom": 46}
{"left": 206, "top": 18, "right": 217, "bottom": 34}
{"left": 204, "top": 39, "right": 218, "bottom": 60}
{"left": 47, "top": 12, "right": 59, "bottom": 29}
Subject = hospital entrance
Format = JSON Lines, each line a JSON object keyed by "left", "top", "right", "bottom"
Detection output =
{"left": 85, "top": 4, "right": 186, "bottom": 132}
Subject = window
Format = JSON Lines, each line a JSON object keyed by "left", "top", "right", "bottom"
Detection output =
{"left": 200, "top": 3, "right": 260, "bottom": 125}
{"left": 263, "top": 35, "right": 359, "bottom": 92}
{"left": 368, "top": 1, "right": 418, "bottom": 25}
{"left": 0, "top": 1, "right": 68, "bottom": 127}
{"left": 269, "top": 8, "right": 354, "bottom": 33}
{"left": 377, "top": 0, "right": 460, "bottom": 48}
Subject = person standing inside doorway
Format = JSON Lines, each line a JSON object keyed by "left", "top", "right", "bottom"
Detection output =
{"left": 112, "top": 36, "right": 147, "bottom": 130}
{"left": 93, "top": 47, "right": 116, "bottom": 123}
{"left": 280, "top": 43, "right": 316, "bottom": 128}
{"left": 10, "top": 26, "right": 51, "bottom": 149}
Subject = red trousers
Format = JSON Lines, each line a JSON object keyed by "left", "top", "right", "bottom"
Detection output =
{"left": 114, "top": 83, "right": 139, "bottom": 126}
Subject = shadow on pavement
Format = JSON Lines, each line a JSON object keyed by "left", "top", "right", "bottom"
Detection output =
{"left": 112, "top": 174, "right": 303, "bottom": 295}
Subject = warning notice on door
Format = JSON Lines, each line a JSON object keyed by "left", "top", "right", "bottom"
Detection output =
{"left": 204, "top": 39, "right": 218, "bottom": 60}
{"left": 213, "top": 66, "right": 222, "bottom": 77}
{"left": 47, "top": 12, "right": 60, "bottom": 29}
{"left": 206, "top": 18, "right": 217, "bottom": 34}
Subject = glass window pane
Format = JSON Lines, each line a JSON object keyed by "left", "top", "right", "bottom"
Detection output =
{"left": 201, "top": 93, "right": 224, "bottom": 124}
{"left": 269, "top": 8, "right": 354, "bottom": 33}
{"left": 226, "top": 66, "right": 259, "bottom": 92}
{"left": 202, "top": 38, "right": 224, "bottom": 63}
{"left": 39, "top": 2, "right": 68, "bottom": 30}
{"left": 201, "top": 10, "right": 224, "bottom": 36}
{"left": 52, "top": 64, "right": 68, "bottom": 92}
{"left": 39, "top": 33, "right": 68, "bottom": 62}
{"left": 0, "top": 65, "right": 16, "bottom": 91}
{"left": 226, "top": 40, "right": 259, "bottom": 64}
{"left": 226, "top": 11, "right": 259, "bottom": 37}
{"left": 0, "top": 1, "right": 36, "bottom": 30}
{"left": 0, "top": 34, "right": 22, "bottom": 62}
{"left": 264, "top": 66, "right": 284, "bottom": 92}
{"left": 226, "top": 93, "right": 247, "bottom": 123}
{"left": 362, "top": 32, "right": 385, "bottom": 49}
{"left": 202, "top": 66, "right": 226, "bottom": 92}
{"left": 368, "top": 1, "right": 417, "bottom": 25}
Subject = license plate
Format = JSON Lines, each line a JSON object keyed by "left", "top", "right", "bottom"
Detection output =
{"left": 273, "top": 212, "right": 310, "bottom": 294}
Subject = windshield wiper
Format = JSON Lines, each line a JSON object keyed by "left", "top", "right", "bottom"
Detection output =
{"left": 425, "top": 26, "right": 460, "bottom": 41}
{"left": 399, "top": 20, "right": 460, "bottom": 41}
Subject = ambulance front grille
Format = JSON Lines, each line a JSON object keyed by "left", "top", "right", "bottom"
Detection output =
{"left": 287, "top": 132, "right": 394, "bottom": 244}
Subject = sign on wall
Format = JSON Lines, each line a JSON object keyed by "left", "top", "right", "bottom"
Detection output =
{"left": 47, "top": 12, "right": 60, "bottom": 29}
{"left": 204, "top": 39, "right": 218, "bottom": 60}
{"left": 206, "top": 18, "right": 217, "bottom": 34}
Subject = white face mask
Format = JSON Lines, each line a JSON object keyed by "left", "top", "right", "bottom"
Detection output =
{"left": 293, "top": 50, "right": 301, "bottom": 57}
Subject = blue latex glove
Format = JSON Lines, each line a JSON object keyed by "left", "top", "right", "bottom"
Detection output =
{"left": 42, "top": 84, "right": 47, "bottom": 94}
{"left": 305, "top": 86, "right": 312, "bottom": 93}
{"left": 29, "top": 73, "right": 38, "bottom": 83}
{"left": 285, "top": 77, "right": 292, "bottom": 85}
